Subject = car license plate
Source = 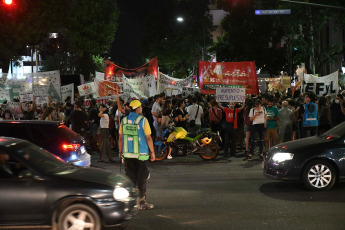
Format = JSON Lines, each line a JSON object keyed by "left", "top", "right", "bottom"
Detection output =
{"left": 80, "top": 146, "right": 86, "bottom": 154}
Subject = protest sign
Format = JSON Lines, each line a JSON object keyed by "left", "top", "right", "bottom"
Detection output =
{"left": 19, "top": 93, "right": 34, "bottom": 102}
{"left": 216, "top": 88, "right": 246, "bottom": 103}
{"left": 78, "top": 82, "right": 98, "bottom": 96}
{"left": 61, "top": 83, "right": 74, "bottom": 103}
{"left": 35, "top": 95, "right": 49, "bottom": 105}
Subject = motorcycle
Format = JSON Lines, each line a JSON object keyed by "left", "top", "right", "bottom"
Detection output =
{"left": 154, "top": 126, "right": 219, "bottom": 161}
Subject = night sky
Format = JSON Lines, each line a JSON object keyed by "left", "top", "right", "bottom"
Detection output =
{"left": 110, "top": 1, "right": 156, "bottom": 68}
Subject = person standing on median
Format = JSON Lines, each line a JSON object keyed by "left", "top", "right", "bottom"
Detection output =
{"left": 118, "top": 100, "right": 156, "bottom": 210}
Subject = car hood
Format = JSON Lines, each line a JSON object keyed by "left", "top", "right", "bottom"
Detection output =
{"left": 55, "top": 166, "right": 133, "bottom": 189}
{"left": 272, "top": 136, "right": 330, "bottom": 152}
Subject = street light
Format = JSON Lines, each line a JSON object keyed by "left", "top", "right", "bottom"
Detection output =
{"left": 177, "top": 17, "right": 184, "bottom": 22}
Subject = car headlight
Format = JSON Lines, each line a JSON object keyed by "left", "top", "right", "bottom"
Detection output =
{"left": 272, "top": 152, "right": 294, "bottom": 163}
{"left": 113, "top": 187, "right": 130, "bottom": 201}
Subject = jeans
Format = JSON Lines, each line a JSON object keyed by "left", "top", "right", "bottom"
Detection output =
{"left": 250, "top": 124, "right": 265, "bottom": 155}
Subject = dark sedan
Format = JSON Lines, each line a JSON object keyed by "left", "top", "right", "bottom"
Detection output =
{"left": 0, "top": 137, "right": 138, "bottom": 229}
{"left": 263, "top": 122, "right": 345, "bottom": 191}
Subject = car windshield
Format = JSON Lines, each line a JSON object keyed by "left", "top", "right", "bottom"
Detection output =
{"left": 320, "top": 122, "right": 345, "bottom": 140}
{"left": 5, "top": 141, "right": 77, "bottom": 174}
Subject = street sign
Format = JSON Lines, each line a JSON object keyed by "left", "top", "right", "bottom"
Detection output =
{"left": 255, "top": 9, "right": 291, "bottom": 15}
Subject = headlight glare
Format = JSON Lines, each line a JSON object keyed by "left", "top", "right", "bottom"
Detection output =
{"left": 113, "top": 187, "right": 129, "bottom": 201}
{"left": 272, "top": 152, "right": 294, "bottom": 163}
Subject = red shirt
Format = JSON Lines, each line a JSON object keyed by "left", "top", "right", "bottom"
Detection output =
{"left": 223, "top": 108, "right": 240, "bottom": 129}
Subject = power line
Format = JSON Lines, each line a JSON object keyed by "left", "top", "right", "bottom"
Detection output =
{"left": 279, "top": 0, "right": 345, "bottom": 10}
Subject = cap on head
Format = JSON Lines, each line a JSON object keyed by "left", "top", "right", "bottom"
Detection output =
{"left": 130, "top": 100, "right": 141, "bottom": 110}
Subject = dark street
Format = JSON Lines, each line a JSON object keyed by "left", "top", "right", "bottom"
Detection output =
{"left": 93, "top": 152, "right": 345, "bottom": 230}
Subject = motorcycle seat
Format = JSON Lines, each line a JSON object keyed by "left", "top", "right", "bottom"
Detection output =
{"left": 187, "top": 128, "right": 210, "bottom": 138}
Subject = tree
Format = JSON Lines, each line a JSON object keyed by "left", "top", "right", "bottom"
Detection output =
{"left": 210, "top": 0, "right": 345, "bottom": 76}
{"left": 210, "top": 0, "right": 287, "bottom": 75}
{"left": 141, "top": 0, "right": 214, "bottom": 78}
{"left": 0, "top": 0, "right": 119, "bottom": 76}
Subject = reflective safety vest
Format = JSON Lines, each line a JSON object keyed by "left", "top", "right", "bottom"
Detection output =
{"left": 122, "top": 115, "right": 149, "bottom": 161}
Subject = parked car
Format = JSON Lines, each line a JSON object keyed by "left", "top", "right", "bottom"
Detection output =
{"left": 0, "top": 120, "right": 90, "bottom": 166}
{"left": 0, "top": 137, "right": 138, "bottom": 229}
{"left": 263, "top": 122, "right": 345, "bottom": 191}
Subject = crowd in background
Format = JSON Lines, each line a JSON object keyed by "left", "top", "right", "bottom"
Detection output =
{"left": 1, "top": 88, "right": 345, "bottom": 161}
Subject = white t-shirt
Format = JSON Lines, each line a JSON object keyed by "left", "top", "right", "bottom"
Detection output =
{"left": 187, "top": 104, "right": 203, "bottom": 125}
{"left": 100, "top": 113, "right": 109, "bottom": 129}
{"left": 249, "top": 107, "right": 266, "bottom": 125}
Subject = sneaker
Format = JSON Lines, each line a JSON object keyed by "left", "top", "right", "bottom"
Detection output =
{"left": 167, "top": 155, "right": 173, "bottom": 160}
{"left": 139, "top": 198, "right": 154, "bottom": 210}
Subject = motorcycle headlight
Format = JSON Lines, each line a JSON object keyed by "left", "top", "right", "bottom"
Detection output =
{"left": 113, "top": 187, "right": 129, "bottom": 201}
{"left": 272, "top": 152, "right": 294, "bottom": 163}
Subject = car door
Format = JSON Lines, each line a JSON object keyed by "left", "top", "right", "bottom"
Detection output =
{"left": 0, "top": 153, "right": 47, "bottom": 224}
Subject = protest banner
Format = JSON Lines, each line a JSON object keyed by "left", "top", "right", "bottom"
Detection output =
{"left": 216, "top": 88, "right": 246, "bottom": 103}
{"left": 182, "top": 87, "right": 200, "bottom": 96}
{"left": 19, "top": 93, "right": 34, "bottom": 102}
{"left": 0, "top": 74, "right": 33, "bottom": 103}
{"left": 199, "top": 61, "right": 259, "bottom": 95}
{"left": 95, "top": 78, "right": 122, "bottom": 97}
{"left": 303, "top": 71, "right": 338, "bottom": 97}
{"left": 61, "top": 83, "right": 74, "bottom": 103}
{"left": 35, "top": 94, "right": 49, "bottom": 105}
{"left": 157, "top": 73, "right": 193, "bottom": 94}
{"left": 31, "top": 70, "right": 61, "bottom": 102}
{"left": 104, "top": 57, "right": 158, "bottom": 82}
{"left": 123, "top": 75, "right": 156, "bottom": 98}
{"left": 83, "top": 95, "right": 117, "bottom": 108}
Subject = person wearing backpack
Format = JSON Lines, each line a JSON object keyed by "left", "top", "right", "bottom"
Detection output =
{"left": 118, "top": 100, "right": 156, "bottom": 210}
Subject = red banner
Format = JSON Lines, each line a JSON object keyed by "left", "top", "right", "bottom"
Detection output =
{"left": 104, "top": 57, "right": 158, "bottom": 82}
{"left": 198, "top": 61, "right": 259, "bottom": 95}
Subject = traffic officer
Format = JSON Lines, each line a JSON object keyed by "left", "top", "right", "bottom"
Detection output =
{"left": 118, "top": 100, "right": 156, "bottom": 210}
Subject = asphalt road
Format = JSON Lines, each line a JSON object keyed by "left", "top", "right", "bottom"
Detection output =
{"left": 92, "top": 151, "right": 345, "bottom": 230}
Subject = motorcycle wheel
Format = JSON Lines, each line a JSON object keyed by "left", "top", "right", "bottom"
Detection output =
{"left": 154, "top": 144, "right": 168, "bottom": 161}
{"left": 199, "top": 142, "right": 218, "bottom": 160}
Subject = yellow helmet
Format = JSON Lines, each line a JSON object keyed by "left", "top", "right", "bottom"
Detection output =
{"left": 201, "top": 137, "right": 212, "bottom": 145}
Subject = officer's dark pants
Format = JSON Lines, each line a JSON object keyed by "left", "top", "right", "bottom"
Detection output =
{"left": 125, "top": 158, "right": 150, "bottom": 198}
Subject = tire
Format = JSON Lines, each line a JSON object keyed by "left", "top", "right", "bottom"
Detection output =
{"left": 199, "top": 142, "right": 218, "bottom": 160}
{"left": 154, "top": 144, "right": 168, "bottom": 161}
{"left": 58, "top": 204, "right": 101, "bottom": 230}
{"left": 302, "top": 160, "right": 336, "bottom": 191}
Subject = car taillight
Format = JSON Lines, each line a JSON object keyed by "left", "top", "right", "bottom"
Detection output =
{"left": 62, "top": 144, "right": 80, "bottom": 151}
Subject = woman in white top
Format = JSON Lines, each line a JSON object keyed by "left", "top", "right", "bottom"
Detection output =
{"left": 248, "top": 99, "right": 267, "bottom": 160}
{"left": 98, "top": 104, "right": 114, "bottom": 162}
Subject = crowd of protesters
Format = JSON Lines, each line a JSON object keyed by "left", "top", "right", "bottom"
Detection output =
{"left": 1, "top": 88, "right": 345, "bottom": 162}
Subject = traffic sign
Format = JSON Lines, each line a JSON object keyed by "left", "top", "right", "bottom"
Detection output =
{"left": 255, "top": 9, "right": 291, "bottom": 15}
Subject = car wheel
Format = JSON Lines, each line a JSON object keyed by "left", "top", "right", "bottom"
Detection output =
{"left": 58, "top": 204, "right": 101, "bottom": 230}
{"left": 302, "top": 160, "right": 336, "bottom": 191}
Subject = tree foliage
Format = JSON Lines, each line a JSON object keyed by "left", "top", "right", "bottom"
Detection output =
{"left": 211, "top": 0, "right": 345, "bottom": 76}
{"left": 0, "top": 0, "right": 119, "bottom": 76}
{"left": 141, "top": 0, "right": 214, "bottom": 78}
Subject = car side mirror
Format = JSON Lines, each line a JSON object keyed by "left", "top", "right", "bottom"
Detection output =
{"left": 17, "top": 170, "right": 33, "bottom": 179}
